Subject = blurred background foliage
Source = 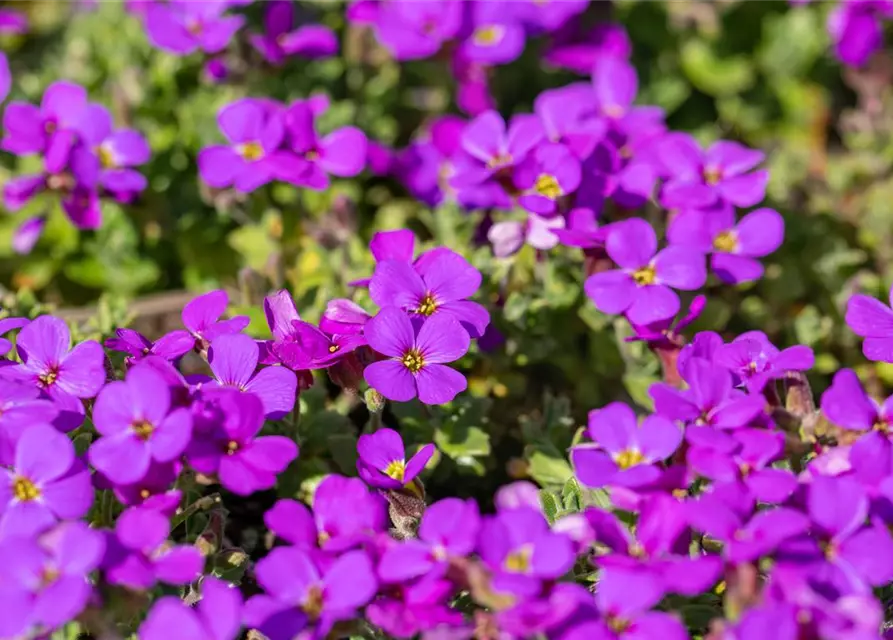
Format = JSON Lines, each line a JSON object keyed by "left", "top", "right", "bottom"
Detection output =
{"left": 1, "top": 0, "right": 891, "bottom": 506}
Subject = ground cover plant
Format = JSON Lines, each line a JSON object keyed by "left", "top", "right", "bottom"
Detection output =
{"left": 4, "top": 1, "right": 893, "bottom": 638}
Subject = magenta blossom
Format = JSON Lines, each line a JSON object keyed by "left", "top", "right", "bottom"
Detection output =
{"left": 356, "top": 428, "right": 435, "bottom": 490}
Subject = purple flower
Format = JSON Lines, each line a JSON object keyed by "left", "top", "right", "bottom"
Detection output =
{"left": 544, "top": 22, "right": 631, "bottom": 75}
{"left": 267, "top": 319, "right": 365, "bottom": 372}
{"left": 145, "top": 0, "right": 244, "bottom": 55}
{"left": 74, "top": 103, "right": 150, "bottom": 200}
{"left": 687, "top": 490, "right": 809, "bottom": 564}
{"left": 372, "top": 0, "right": 462, "bottom": 60}
{"left": 319, "top": 298, "right": 371, "bottom": 336}
{"left": 187, "top": 388, "right": 298, "bottom": 496}
{"left": 105, "top": 327, "right": 193, "bottom": 365}
{"left": 356, "top": 427, "right": 435, "bottom": 490}
{"left": 585, "top": 495, "right": 723, "bottom": 597}
{"left": 278, "top": 100, "right": 367, "bottom": 190}
{"left": 363, "top": 308, "right": 470, "bottom": 405}
{"left": 488, "top": 212, "right": 566, "bottom": 257}
{"left": 139, "top": 577, "right": 242, "bottom": 640}
{"left": 369, "top": 247, "right": 490, "bottom": 338}
{"left": 452, "top": 110, "right": 543, "bottom": 190}
{"left": 245, "top": 547, "right": 377, "bottom": 640}
{"left": 659, "top": 134, "right": 769, "bottom": 209}
{"left": 207, "top": 333, "right": 298, "bottom": 419}
{"left": 395, "top": 115, "right": 465, "bottom": 207}
{"left": 828, "top": 0, "right": 893, "bottom": 66}
{"left": 0, "top": 423, "right": 92, "bottom": 538}
{"left": 2, "top": 81, "right": 88, "bottom": 155}
{"left": 584, "top": 218, "right": 707, "bottom": 326}
{"left": 11, "top": 214, "right": 47, "bottom": 255}
{"left": 687, "top": 428, "right": 797, "bottom": 503}
{"left": 571, "top": 402, "right": 681, "bottom": 489}
{"left": 182, "top": 288, "right": 250, "bottom": 344}
{"left": 308, "top": 475, "right": 388, "bottom": 551}
{"left": 88, "top": 362, "right": 193, "bottom": 485}
{"left": 250, "top": 0, "right": 337, "bottom": 65}
{"left": 379, "top": 498, "right": 480, "bottom": 583}
{"left": 778, "top": 474, "right": 893, "bottom": 593}
{"left": 820, "top": 368, "right": 893, "bottom": 432}
{"left": 625, "top": 295, "right": 706, "bottom": 348}
{"left": 0, "top": 9, "right": 27, "bottom": 35}
{"left": 102, "top": 506, "right": 203, "bottom": 590}
{"left": 0, "top": 52, "right": 9, "bottom": 105}
{"left": 0, "top": 380, "right": 57, "bottom": 465}
{"left": 668, "top": 205, "right": 784, "bottom": 284}
{"left": 460, "top": 1, "right": 525, "bottom": 65}
{"left": 650, "top": 357, "right": 767, "bottom": 429}
{"left": 0, "top": 521, "right": 105, "bottom": 638}
{"left": 534, "top": 85, "right": 605, "bottom": 160}
{"left": 478, "top": 506, "right": 575, "bottom": 597}
{"left": 560, "top": 567, "right": 688, "bottom": 640}
{"left": 714, "top": 330, "right": 814, "bottom": 394}
{"left": 846, "top": 285, "right": 893, "bottom": 362}
{"left": 366, "top": 576, "right": 464, "bottom": 638}
{"left": 112, "top": 461, "right": 183, "bottom": 516}
{"left": 513, "top": 143, "right": 582, "bottom": 215}
{"left": 198, "top": 99, "right": 288, "bottom": 193}
{"left": 1, "top": 315, "right": 105, "bottom": 428}
{"left": 0, "top": 315, "right": 28, "bottom": 358}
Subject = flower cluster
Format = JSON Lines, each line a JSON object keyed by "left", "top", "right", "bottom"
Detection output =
{"left": 1, "top": 80, "right": 150, "bottom": 252}
{"left": 198, "top": 96, "right": 366, "bottom": 193}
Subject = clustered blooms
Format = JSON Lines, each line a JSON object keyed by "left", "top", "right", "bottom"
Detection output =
{"left": 5, "top": 1, "right": 893, "bottom": 640}
{"left": 198, "top": 96, "right": 367, "bottom": 193}
{"left": 1, "top": 80, "right": 150, "bottom": 253}
{"left": 791, "top": 0, "right": 893, "bottom": 67}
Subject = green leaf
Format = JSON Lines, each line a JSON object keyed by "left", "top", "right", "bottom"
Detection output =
{"left": 526, "top": 444, "right": 573, "bottom": 488}
{"left": 434, "top": 397, "right": 492, "bottom": 470}
{"left": 327, "top": 433, "right": 359, "bottom": 476}
{"left": 540, "top": 490, "right": 560, "bottom": 525}
{"left": 680, "top": 40, "right": 755, "bottom": 97}
{"left": 562, "top": 477, "right": 584, "bottom": 513}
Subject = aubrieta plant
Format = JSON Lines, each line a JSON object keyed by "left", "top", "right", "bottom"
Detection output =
{"left": 4, "top": 1, "right": 893, "bottom": 640}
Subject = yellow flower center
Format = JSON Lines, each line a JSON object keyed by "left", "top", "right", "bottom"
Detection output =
{"left": 486, "top": 152, "right": 513, "bottom": 169}
{"left": 13, "top": 476, "right": 40, "bottom": 502}
{"left": 401, "top": 348, "right": 425, "bottom": 374}
{"left": 603, "top": 104, "right": 625, "bottom": 119}
{"left": 38, "top": 369, "right": 58, "bottom": 388}
{"left": 703, "top": 166, "right": 723, "bottom": 185}
{"left": 132, "top": 420, "right": 155, "bottom": 441}
{"left": 187, "top": 20, "right": 203, "bottom": 36}
{"left": 301, "top": 585, "right": 324, "bottom": 622}
{"left": 40, "top": 565, "right": 60, "bottom": 587}
{"left": 139, "top": 489, "right": 151, "bottom": 500}
{"left": 98, "top": 144, "right": 118, "bottom": 169}
{"left": 713, "top": 230, "right": 738, "bottom": 253}
{"left": 615, "top": 449, "right": 645, "bottom": 470}
{"left": 237, "top": 141, "right": 264, "bottom": 162}
{"left": 328, "top": 344, "right": 340, "bottom": 353}
{"left": 534, "top": 173, "right": 562, "bottom": 200}
{"left": 384, "top": 459, "right": 406, "bottom": 483}
{"left": 416, "top": 293, "right": 438, "bottom": 316}
{"left": 608, "top": 616, "right": 632, "bottom": 633}
{"left": 473, "top": 25, "right": 505, "bottom": 46}
{"left": 631, "top": 265, "right": 656, "bottom": 286}
{"left": 305, "top": 149, "right": 319, "bottom": 161}
{"left": 503, "top": 544, "right": 533, "bottom": 573}
{"left": 226, "top": 440, "right": 240, "bottom": 456}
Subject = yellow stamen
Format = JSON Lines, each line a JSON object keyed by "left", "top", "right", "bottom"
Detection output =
{"left": 503, "top": 544, "right": 533, "bottom": 573}
{"left": 301, "top": 585, "right": 324, "bottom": 621}
{"left": 533, "top": 173, "right": 562, "bottom": 200}
{"left": 473, "top": 25, "right": 505, "bottom": 46}
{"left": 237, "top": 141, "right": 264, "bottom": 162}
{"left": 38, "top": 370, "right": 58, "bottom": 388}
{"left": 631, "top": 265, "right": 656, "bottom": 286}
{"left": 486, "top": 152, "right": 513, "bottom": 169}
{"left": 416, "top": 293, "right": 438, "bottom": 316}
{"left": 401, "top": 348, "right": 425, "bottom": 374}
{"left": 713, "top": 230, "right": 738, "bottom": 253}
{"left": 13, "top": 476, "right": 40, "bottom": 502}
{"left": 615, "top": 449, "right": 645, "bottom": 470}
{"left": 132, "top": 420, "right": 155, "bottom": 441}
{"left": 384, "top": 459, "right": 406, "bottom": 483}
{"left": 703, "top": 166, "right": 722, "bottom": 185}
{"left": 226, "top": 440, "right": 240, "bottom": 456}
{"left": 328, "top": 344, "right": 340, "bottom": 353}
